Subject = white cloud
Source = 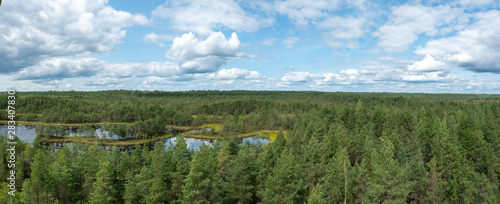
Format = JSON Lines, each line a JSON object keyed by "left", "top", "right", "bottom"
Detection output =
{"left": 316, "top": 16, "right": 366, "bottom": 40}
{"left": 143, "top": 33, "right": 176, "bottom": 48}
{"left": 142, "top": 76, "right": 170, "bottom": 85}
{"left": 208, "top": 68, "right": 262, "bottom": 80}
{"left": 13, "top": 57, "right": 180, "bottom": 82}
{"left": 339, "top": 69, "right": 359, "bottom": 75}
{"left": 415, "top": 10, "right": 500, "bottom": 73}
{"left": 375, "top": 4, "right": 464, "bottom": 52}
{"left": 276, "top": 0, "right": 367, "bottom": 49}
{"left": 408, "top": 55, "right": 446, "bottom": 72}
{"left": 285, "top": 66, "right": 298, "bottom": 70}
{"left": 283, "top": 37, "right": 300, "bottom": 48}
{"left": 105, "top": 61, "right": 179, "bottom": 78}
{"left": 281, "top": 71, "right": 317, "bottom": 83}
{"left": 85, "top": 77, "right": 128, "bottom": 86}
{"left": 14, "top": 58, "right": 105, "bottom": 81}
{"left": 152, "top": 0, "right": 273, "bottom": 35}
{"left": 167, "top": 32, "right": 242, "bottom": 73}
{"left": 275, "top": 0, "right": 364, "bottom": 28}
{"left": 262, "top": 38, "right": 278, "bottom": 46}
{"left": 457, "top": 0, "right": 494, "bottom": 7}
{"left": 0, "top": 0, "right": 148, "bottom": 73}
{"left": 280, "top": 60, "right": 458, "bottom": 88}
{"left": 400, "top": 72, "right": 455, "bottom": 83}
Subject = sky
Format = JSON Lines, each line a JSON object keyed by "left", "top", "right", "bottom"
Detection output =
{"left": 0, "top": 0, "right": 499, "bottom": 93}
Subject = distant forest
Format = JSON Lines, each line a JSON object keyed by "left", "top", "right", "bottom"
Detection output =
{"left": 0, "top": 90, "right": 499, "bottom": 203}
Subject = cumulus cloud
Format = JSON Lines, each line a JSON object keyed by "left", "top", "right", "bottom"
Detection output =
{"left": 13, "top": 58, "right": 105, "bottom": 81}
{"left": 375, "top": 4, "right": 465, "bottom": 52}
{"left": 142, "top": 76, "right": 170, "bottom": 85}
{"left": 275, "top": 0, "right": 364, "bottom": 28}
{"left": 143, "top": 33, "right": 176, "bottom": 48}
{"left": 166, "top": 32, "right": 241, "bottom": 73}
{"left": 400, "top": 72, "right": 455, "bottom": 83}
{"left": 276, "top": 0, "right": 367, "bottom": 49}
{"left": 85, "top": 77, "right": 128, "bottom": 86}
{"left": 281, "top": 71, "right": 318, "bottom": 83}
{"left": 0, "top": 0, "right": 148, "bottom": 73}
{"left": 316, "top": 16, "right": 366, "bottom": 39}
{"left": 408, "top": 55, "right": 446, "bottom": 72}
{"left": 415, "top": 10, "right": 500, "bottom": 73}
{"left": 283, "top": 37, "right": 300, "bottom": 48}
{"left": 105, "top": 61, "right": 179, "bottom": 78}
{"left": 280, "top": 61, "right": 456, "bottom": 87}
{"left": 207, "top": 68, "right": 262, "bottom": 80}
{"left": 152, "top": 0, "right": 273, "bottom": 35}
{"left": 13, "top": 57, "right": 180, "bottom": 82}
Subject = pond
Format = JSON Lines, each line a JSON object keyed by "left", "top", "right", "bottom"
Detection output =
{"left": 0, "top": 124, "right": 133, "bottom": 143}
{"left": 164, "top": 135, "right": 269, "bottom": 150}
{"left": 1, "top": 124, "right": 270, "bottom": 150}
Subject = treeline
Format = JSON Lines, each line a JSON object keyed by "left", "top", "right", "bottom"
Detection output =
{"left": 0, "top": 91, "right": 321, "bottom": 131}
{"left": 0, "top": 91, "right": 499, "bottom": 203}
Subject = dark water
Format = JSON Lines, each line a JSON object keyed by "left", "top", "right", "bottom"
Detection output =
{"left": 1, "top": 124, "right": 270, "bottom": 150}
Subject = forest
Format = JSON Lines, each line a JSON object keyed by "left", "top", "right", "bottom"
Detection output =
{"left": 0, "top": 90, "right": 499, "bottom": 203}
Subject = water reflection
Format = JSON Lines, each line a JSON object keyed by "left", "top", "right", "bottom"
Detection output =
{"left": 1, "top": 124, "right": 270, "bottom": 150}
{"left": 0, "top": 124, "right": 36, "bottom": 143}
{"left": 164, "top": 137, "right": 212, "bottom": 150}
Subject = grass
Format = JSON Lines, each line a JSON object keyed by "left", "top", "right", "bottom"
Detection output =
{"left": 258, "top": 131, "right": 278, "bottom": 141}
{"left": 36, "top": 134, "right": 174, "bottom": 147}
{"left": 165, "top": 125, "right": 200, "bottom": 131}
{"left": 183, "top": 129, "right": 290, "bottom": 142}
{"left": 200, "top": 124, "right": 222, "bottom": 131}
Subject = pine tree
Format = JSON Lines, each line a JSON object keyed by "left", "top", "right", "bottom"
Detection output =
{"left": 262, "top": 148, "right": 304, "bottom": 203}
{"left": 89, "top": 160, "right": 113, "bottom": 204}
{"left": 366, "top": 136, "right": 411, "bottom": 203}
{"left": 322, "top": 147, "right": 352, "bottom": 203}
{"left": 182, "top": 144, "right": 219, "bottom": 203}
{"left": 217, "top": 140, "right": 233, "bottom": 183}
{"left": 146, "top": 142, "right": 168, "bottom": 204}
{"left": 423, "top": 158, "right": 446, "bottom": 203}
{"left": 169, "top": 134, "right": 192, "bottom": 201}
{"left": 226, "top": 142, "right": 258, "bottom": 203}
{"left": 49, "top": 145, "right": 72, "bottom": 203}
{"left": 21, "top": 150, "right": 56, "bottom": 203}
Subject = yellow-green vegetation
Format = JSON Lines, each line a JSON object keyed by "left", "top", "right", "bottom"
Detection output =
{"left": 165, "top": 125, "right": 199, "bottom": 131}
{"left": 36, "top": 134, "right": 174, "bottom": 147}
{"left": 183, "top": 129, "right": 287, "bottom": 141}
{"left": 201, "top": 123, "right": 222, "bottom": 131}
{"left": 239, "top": 130, "right": 290, "bottom": 142}
{"left": 258, "top": 131, "right": 278, "bottom": 141}
{"left": 166, "top": 123, "right": 223, "bottom": 132}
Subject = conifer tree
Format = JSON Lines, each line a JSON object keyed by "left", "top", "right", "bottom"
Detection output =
{"left": 89, "top": 161, "right": 113, "bottom": 204}
{"left": 262, "top": 148, "right": 304, "bottom": 203}
{"left": 226, "top": 142, "right": 258, "bottom": 203}
{"left": 146, "top": 142, "right": 168, "bottom": 204}
{"left": 367, "top": 136, "right": 411, "bottom": 203}
{"left": 170, "top": 134, "right": 192, "bottom": 201}
{"left": 182, "top": 144, "right": 220, "bottom": 203}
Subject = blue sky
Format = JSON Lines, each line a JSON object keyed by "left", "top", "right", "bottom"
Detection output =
{"left": 0, "top": 0, "right": 499, "bottom": 93}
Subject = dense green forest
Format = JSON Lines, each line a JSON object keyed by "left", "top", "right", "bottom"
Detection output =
{"left": 0, "top": 90, "right": 499, "bottom": 203}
